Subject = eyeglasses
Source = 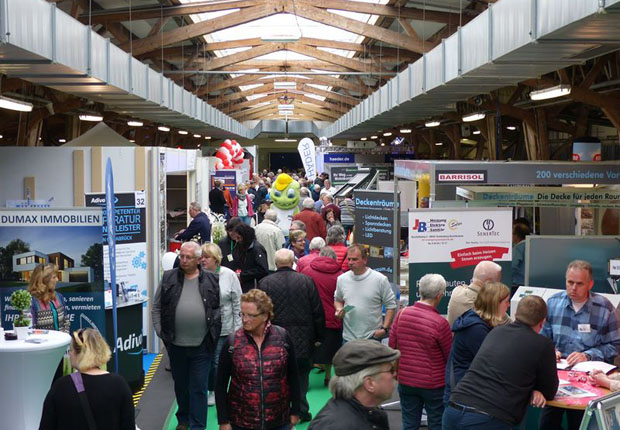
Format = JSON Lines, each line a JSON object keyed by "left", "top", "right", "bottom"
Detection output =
{"left": 240, "top": 312, "right": 264, "bottom": 319}
{"left": 367, "top": 364, "right": 397, "bottom": 377}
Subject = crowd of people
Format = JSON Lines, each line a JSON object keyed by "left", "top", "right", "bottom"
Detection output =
{"left": 36, "top": 169, "right": 620, "bottom": 430}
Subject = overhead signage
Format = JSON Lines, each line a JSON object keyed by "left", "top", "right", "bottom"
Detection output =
{"left": 324, "top": 153, "right": 354, "bottom": 163}
{"left": 394, "top": 160, "right": 620, "bottom": 185}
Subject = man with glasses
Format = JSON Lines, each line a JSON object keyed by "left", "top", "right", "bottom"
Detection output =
{"left": 152, "top": 241, "right": 221, "bottom": 430}
{"left": 259, "top": 248, "right": 325, "bottom": 423}
{"left": 309, "top": 340, "right": 399, "bottom": 430}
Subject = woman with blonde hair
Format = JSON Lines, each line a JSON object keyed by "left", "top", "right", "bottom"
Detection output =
{"left": 29, "top": 263, "right": 71, "bottom": 381}
{"left": 231, "top": 183, "right": 254, "bottom": 225}
{"left": 201, "top": 242, "right": 242, "bottom": 406}
{"left": 443, "top": 282, "right": 511, "bottom": 404}
{"left": 39, "top": 328, "right": 135, "bottom": 430}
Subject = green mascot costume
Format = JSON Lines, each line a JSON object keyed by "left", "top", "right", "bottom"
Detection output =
{"left": 270, "top": 173, "right": 300, "bottom": 236}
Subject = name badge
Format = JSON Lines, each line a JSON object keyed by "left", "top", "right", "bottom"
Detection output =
{"left": 578, "top": 324, "right": 591, "bottom": 333}
{"left": 227, "top": 254, "right": 234, "bottom": 262}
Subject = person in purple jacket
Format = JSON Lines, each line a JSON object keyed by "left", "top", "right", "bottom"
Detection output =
{"left": 389, "top": 274, "right": 453, "bottom": 430}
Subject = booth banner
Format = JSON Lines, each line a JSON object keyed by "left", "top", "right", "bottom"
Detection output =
{"left": 330, "top": 165, "right": 358, "bottom": 186}
{"left": 0, "top": 208, "right": 105, "bottom": 334}
{"left": 457, "top": 186, "right": 620, "bottom": 207}
{"left": 408, "top": 208, "right": 512, "bottom": 313}
{"left": 86, "top": 192, "right": 148, "bottom": 308}
{"left": 354, "top": 190, "right": 398, "bottom": 283}
{"left": 212, "top": 170, "right": 237, "bottom": 199}
{"left": 298, "top": 138, "right": 317, "bottom": 180}
{"left": 324, "top": 153, "right": 354, "bottom": 163}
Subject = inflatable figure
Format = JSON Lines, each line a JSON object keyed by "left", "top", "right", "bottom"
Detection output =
{"left": 270, "top": 173, "right": 300, "bottom": 236}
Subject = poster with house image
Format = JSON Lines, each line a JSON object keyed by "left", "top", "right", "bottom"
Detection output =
{"left": 0, "top": 208, "right": 105, "bottom": 335}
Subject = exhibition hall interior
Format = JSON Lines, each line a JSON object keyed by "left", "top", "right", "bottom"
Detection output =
{"left": 1, "top": 0, "right": 620, "bottom": 429}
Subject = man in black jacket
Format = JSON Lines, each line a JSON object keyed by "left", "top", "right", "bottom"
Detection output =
{"left": 309, "top": 340, "right": 400, "bottom": 430}
{"left": 174, "top": 202, "right": 211, "bottom": 244}
{"left": 152, "top": 241, "right": 221, "bottom": 430}
{"left": 259, "top": 248, "right": 325, "bottom": 422}
{"left": 443, "top": 295, "right": 559, "bottom": 430}
{"left": 209, "top": 180, "right": 227, "bottom": 216}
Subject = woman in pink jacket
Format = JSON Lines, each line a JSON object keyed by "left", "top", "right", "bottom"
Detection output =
{"left": 389, "top": 274, "right": 453, "bottom": 430}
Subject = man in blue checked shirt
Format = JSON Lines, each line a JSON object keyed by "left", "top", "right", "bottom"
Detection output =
{"left": 539, "top": 259, "right": 620, "bottom": 430}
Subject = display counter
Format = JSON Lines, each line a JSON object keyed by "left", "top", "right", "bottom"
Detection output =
{"left": 0, "top": 330, "right": 71, "bottom": 430}
{"left": 105, "top": 298, "right": 147, "bottom": 393}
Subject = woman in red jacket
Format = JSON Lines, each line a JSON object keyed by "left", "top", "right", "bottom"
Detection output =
{"left": 388, "top": 274, "right": 452, "bottom": 430}
{"left": 325, "top": 225, "right": 349, "bottom": 271}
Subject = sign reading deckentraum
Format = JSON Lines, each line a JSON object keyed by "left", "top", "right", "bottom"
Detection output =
{"left": 354, "top": 190, "right": 399, "bottom": 283}
{"left": 408, "top": 208, "right": 513, "bottom": 313}
{"left": 0, "top": 208, "right": 105, "bottom": 334}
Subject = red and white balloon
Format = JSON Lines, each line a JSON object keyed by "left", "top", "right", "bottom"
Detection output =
{"left": 214, "top": 139, "right": 244, "bottom": 170}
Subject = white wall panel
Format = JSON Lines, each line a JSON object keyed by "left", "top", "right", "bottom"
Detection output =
{"left": 6, "top": 0, "right": 52, "bottom": 58}
{"left": 461, "top": 12, "right": 489, "bottom": 74}
{"left": 537, "top": 0, "right": 598, "bottom": 37}
{"left": 492, "top": 0, "right": 531, "bottom": 59}
{"left": 90, "top": 33, "right": 108, "bottom": 82}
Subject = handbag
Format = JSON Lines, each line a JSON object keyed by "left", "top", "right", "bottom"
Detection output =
{"left": 392, "top": 306, "right": 410, "bottom": 373}
{"left": 70, "top": 372, "right": 98, "bottom": 430}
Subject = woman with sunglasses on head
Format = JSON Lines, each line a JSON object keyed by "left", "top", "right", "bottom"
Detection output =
{"left": 215, "top": 289, "right": 300, "bottom": 430}
{"left": 201, "top": 242, "right": 243, "bottom": 407}
{"left": 29, "top": 263, "right": 71, "bottom": 382}
{"left": 39, "top": 328, "right": 135, "bottom": 430}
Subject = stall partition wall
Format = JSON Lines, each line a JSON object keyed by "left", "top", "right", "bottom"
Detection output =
{"left": 526, "top": 236, "right": 620, "bottom": 294}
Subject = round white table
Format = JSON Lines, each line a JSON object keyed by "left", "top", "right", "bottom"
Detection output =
{"left": 0, "top": 330, "right": 71, "bottom": 430}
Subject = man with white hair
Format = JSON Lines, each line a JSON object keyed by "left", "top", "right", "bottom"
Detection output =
{"left": 152, "top": 241, "right": 221, "bottom": 430}
{"left": 388, "top": 274, "right": 452, "bottom": 430}
{"left": 175, "top": 202, "right": 212, "bottom": 244}
{"left": 254, "top": 209, "right": 285, "bottom": 272}
{"left": 309, "top": 340, "right": 400, "bottom": 430}
{"left": 259, "top": 248, "right": 325, "bottom": 423}
{"left": 447, "top": 260, "right": 502, "bottom": 326}
{"left": 293, "top": 197, "right": 327, "bottom": 241}
{"left": 297, "top": 237, "right": 326, "bottom": 273}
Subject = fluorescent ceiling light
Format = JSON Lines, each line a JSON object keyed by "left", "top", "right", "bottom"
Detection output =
{"left": 193, "top": 134, "right": 201, "bottom": 138}
{"left": 425, "top": 121, "right": 440, "bottom": 128}
{"left": 530, "top": 84, "right": 572, "bottom": 101}
{"left": 274, "top": 82, "right": 296, "bottom": 89}
{"left": 278, "top": 104, "right": 294, "bottom": 110}
{"left": 371, "top": 135, "right": 378, "bottom": 139}
{"left": 435, "top": 142, "right": 444, "bottom": 146}
{"left": 127, "top": 120, "right": 143, "bottom": 127}
{"left": 0, "top": 134, "right": 3, "bottom": 139}
{"left": 204, "top": 136, "right": 211, "bottom": 140}
{"left": 380, "top": 142, "right": 385, "bottom": 146}
{"left": 129, "top": 139, "right": 135, "bottom": 143}
{"left": 383, "top": 132, "right": 392, "bottom": 136}
{"left": 178, "top": 130, "right": 188, "bottom": 135}
{"left": 79, "top": 114, "right": 103, "bottom": 122}
{"left": 0, "top": 95, "right": 33, "bottom": 112}
{"left": 460, "top": 138, "right": 477, "bottom": 145}
{"left": 506, "top": 126, "right": 517, "bottom": 131}
{"left": 473, "top": 130, "right": 481, "bottom": 135}
{"left": 261, "top": 34, "right": 300, "bottom": 42}
{"left": 462, "top": 112, "right": 486, "bottom": 122}
{"left": 361, "top": 137, "right": 367, "bottom": 141}
{"left": 275, "top": 138, "right": 297, "bottom": 142}
{"left": 278, "top": 111, "right": 293, "bottom": 116}
{"left": 400, "top": 129, "right": 412, "bottom": 134}
{"left": 158, "top": 126, "right": 170, "bottom": 132}
{"left": 58, "top": 139, "right": 66, "bottom": 143}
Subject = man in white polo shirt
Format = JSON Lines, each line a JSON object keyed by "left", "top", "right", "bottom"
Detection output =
{"left": 334, "top": 244, "right": 397, "bottom": 342}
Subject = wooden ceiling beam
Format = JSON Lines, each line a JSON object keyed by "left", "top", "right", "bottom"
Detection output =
{"left": 286, "top": 43, "right": 391, "bottom": 74}
{"left": 292, "top": 101, "right": 340, "bottom": 119}
{"left": 299, "top": 84, "right": 359, "bottom": 106}
{"left": 123, "top": 2, "right": 284, "bottom": 56}
{"left": 285, "top": 1, "right": 428, "bottom": 54}
{"left": 214, "top": 83, "right": 275, "bottom": 106}
{"left": 182, "top": 59, "right": 352, "bottom": 73}
{"left": 201, "top": 43, "right": 285, "bottom": 71}
{"left": 79, "top": 0, "right": 261, "bottom": 25}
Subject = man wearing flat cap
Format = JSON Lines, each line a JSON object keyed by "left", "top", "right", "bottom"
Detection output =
{"left": 309, "top": 340, "right": 399, "bottom": 430}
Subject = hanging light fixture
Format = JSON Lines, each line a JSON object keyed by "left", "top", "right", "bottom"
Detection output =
{"left": 462, "top": 112, "right": 485, "bottom": 122}
{"left": 79, "top": 113, "right": 103, "bottom": 122}
{"left": 178, "top": 130, "right": 188, "bottom": 135}
{"left": 158, "top": 126, "right": 170, "bottom": 132}
{"left": 425, "top": 120, "right": 440, "bottom": 128}
{"left": 529, "top": 84, "right": 571, "bottom": 101}
{"left": 127, "top": 120, "right": 143, "bottom": 127}
{"left": 0, "top": 95, "right": 33, "bottom": 112}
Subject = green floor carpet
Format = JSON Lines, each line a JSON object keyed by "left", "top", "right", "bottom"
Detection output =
{"left": 164, "top": 368, "right": 333, "bottom": 430}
